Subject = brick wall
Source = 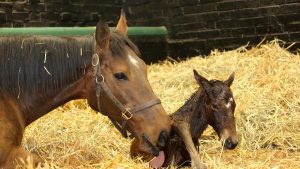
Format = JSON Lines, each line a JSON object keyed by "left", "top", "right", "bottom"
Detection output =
{"left": 0, "top": 0, "right": 167, "bottom": 63}
{"left": 0, "top": 0, "right": 122, "bottom": 27}
{"left": 166, "top": 0, "right": 300, "bottom": 57}
{"left": 1, "top": 0, "right": 300, "bottom": 59}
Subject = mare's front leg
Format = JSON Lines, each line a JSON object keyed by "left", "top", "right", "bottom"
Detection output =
{"left": 0, "top": 100, "right": 43, "bottom": 168}
{"left": 3, "top": 146, "right": 43, "bottom": 169}
{"left": 173, "top": 122, "right": 206, "bottom": 169}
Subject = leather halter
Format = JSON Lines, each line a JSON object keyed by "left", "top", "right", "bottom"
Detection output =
{"left": 92, "top": 52, "right": 161, "bottom": 138}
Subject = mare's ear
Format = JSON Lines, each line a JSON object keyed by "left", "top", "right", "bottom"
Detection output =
{"left": 193, "top": 69, "right": 210, "bottom": 92}
{"left": 95, "top": 20, "right": 110, "bottom": 52}
{"left": 225, "top": 72, "right": 235, "bottom": 87}
{"left": 116, "top": 9, "right": 128, "bottom": 36}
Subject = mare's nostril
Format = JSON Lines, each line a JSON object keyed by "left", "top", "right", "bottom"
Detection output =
{"left": 157, "top": 130, "right": 169, "bottom": 148}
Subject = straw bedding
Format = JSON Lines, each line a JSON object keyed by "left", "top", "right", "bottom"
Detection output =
{"left": 20, "top": 40, "right": 300, "bottom": 168}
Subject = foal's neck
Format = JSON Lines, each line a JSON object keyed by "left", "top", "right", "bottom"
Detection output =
{"left": 172, "top": 87, "right": 209, "bottom": 139}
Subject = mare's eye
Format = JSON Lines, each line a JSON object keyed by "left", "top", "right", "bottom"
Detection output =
{"left": 114, "top": 72, "right": 128, "bottom": 81}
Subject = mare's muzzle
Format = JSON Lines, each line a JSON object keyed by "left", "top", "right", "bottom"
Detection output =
{"left": 142, "top": 130, "right": 169, "bottom": 156}
{"left": 157, "top": 130, "right": 169, "bottom": 148}
{"left": 142, "top": 134, "right": 160, "bottom": 156}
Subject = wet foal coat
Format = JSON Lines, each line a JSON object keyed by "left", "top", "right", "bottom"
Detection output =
{"left": 163, "top": 70, "right": 238, "bottom": 168}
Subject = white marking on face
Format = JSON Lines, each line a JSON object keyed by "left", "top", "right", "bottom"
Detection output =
{"left": 128, "top": 54, "right": 139, "bottom": 68}
{"left": 220, "top": 129, "right": 230, "bottom": 144}
{"left": 225, "top": 97, "right": 233, "bottom": 109}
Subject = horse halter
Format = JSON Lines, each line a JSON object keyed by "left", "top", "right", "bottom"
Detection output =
{"left": 91, "top": 52, "right": 161, "bottom": 138}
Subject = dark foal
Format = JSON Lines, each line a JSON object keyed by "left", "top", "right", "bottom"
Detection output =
{"left": 131, "top": 70, "right": 238, "bottom": 168}
{"left": 163, "top": 70, "right": 238, "bottom": 168}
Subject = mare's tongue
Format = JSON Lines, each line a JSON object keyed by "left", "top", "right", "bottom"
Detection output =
{"left": 149, "top": 151, "right": 165, "bottom": 168}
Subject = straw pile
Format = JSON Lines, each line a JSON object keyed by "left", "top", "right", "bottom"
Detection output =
{"left": 21, "top": 39, "right": 300, "bottom": 169}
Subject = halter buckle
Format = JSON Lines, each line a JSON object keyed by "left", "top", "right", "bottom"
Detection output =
{"left": 92, "top": 54, "right": 99, "bottom": 66}
{"left": 122, "top": 108, "right": 133, "bottom": 120}
{"left": 95, "top": 75, "right": 104, "bottom": 84}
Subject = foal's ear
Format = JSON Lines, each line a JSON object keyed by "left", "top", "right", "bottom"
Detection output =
{"left": 193, "top": 69, "right": 210, "bottom": 91}
{"left": 95, "top": 20, "right": 110, "bottom": 52}
{"left": 116, "top": 9, "right": 128, "bottom": 36}
{"left": 225, "top": 72, "right": 235, "bottom": 87}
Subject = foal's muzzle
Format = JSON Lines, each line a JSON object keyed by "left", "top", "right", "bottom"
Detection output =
{"left": 224, "top": 137, "right": 238, "bottom": 149}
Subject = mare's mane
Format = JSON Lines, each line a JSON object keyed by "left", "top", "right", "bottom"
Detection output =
{"left": 0, "top": 32, "right": 139, "bottom": 98}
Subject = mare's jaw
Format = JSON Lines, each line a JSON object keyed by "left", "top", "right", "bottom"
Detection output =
{"left": 130, "top": 138, "right": 167, "bottom": 168}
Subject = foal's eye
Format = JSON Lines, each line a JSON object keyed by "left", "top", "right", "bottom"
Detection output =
{"left": 114, "top": 72, "right": 128, "bottom": 81}
{"left": 211, "top": 104, "right": 219, "bottom": 111}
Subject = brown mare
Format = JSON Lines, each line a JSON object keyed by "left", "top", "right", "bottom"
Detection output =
{"left": 0, "top": 11, "right": 171, "bottom": 168}
{"left": 131, "top": 70, "right": 238, "bottom": 168}
{"left": 0, "top": 90, "right": 44, "bottom": 168}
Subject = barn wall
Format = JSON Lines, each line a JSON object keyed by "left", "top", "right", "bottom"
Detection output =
{"left": 0, "top": 0, "right": 167, "bottom": 63}
{"left": 0, "top": 0, "right": 300, "bottom": 60}
{"left": 127, "top": 0, "right": 300, "bottom": 57}
{"left": 0, "top": 0, "right": 122, "bottom": 27}
{"left": 165, "top": 0, "right": 300, "bottom": 56}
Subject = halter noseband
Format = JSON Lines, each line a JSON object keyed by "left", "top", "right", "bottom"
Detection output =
{"left": 92, "top": 52, "right": 161, "bottom": 138}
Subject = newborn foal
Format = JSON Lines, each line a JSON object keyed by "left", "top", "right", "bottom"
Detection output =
{"left": 131, "top": 70, "right": 238, "bottom": 168}
{"left": 163, "top": 70, "right": 238, "bottom": 168}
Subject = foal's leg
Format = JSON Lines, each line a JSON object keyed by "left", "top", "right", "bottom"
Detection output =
{"left": 173, "top": 122, "right": 206, "bottom": 169}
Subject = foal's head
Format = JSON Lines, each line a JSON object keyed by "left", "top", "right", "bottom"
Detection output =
{"left": 194, "top": 70, "right": 238, "bottom": 149}
{"left": 85, "top": 12, "right": 171, "bottom": 155}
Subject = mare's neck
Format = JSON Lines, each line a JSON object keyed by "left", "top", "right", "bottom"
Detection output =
{"left": 17, "top": 36, "right": 94, "bottom": 125}
{"left": 22, "top": 75, "right": 88, "bottom": 125}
